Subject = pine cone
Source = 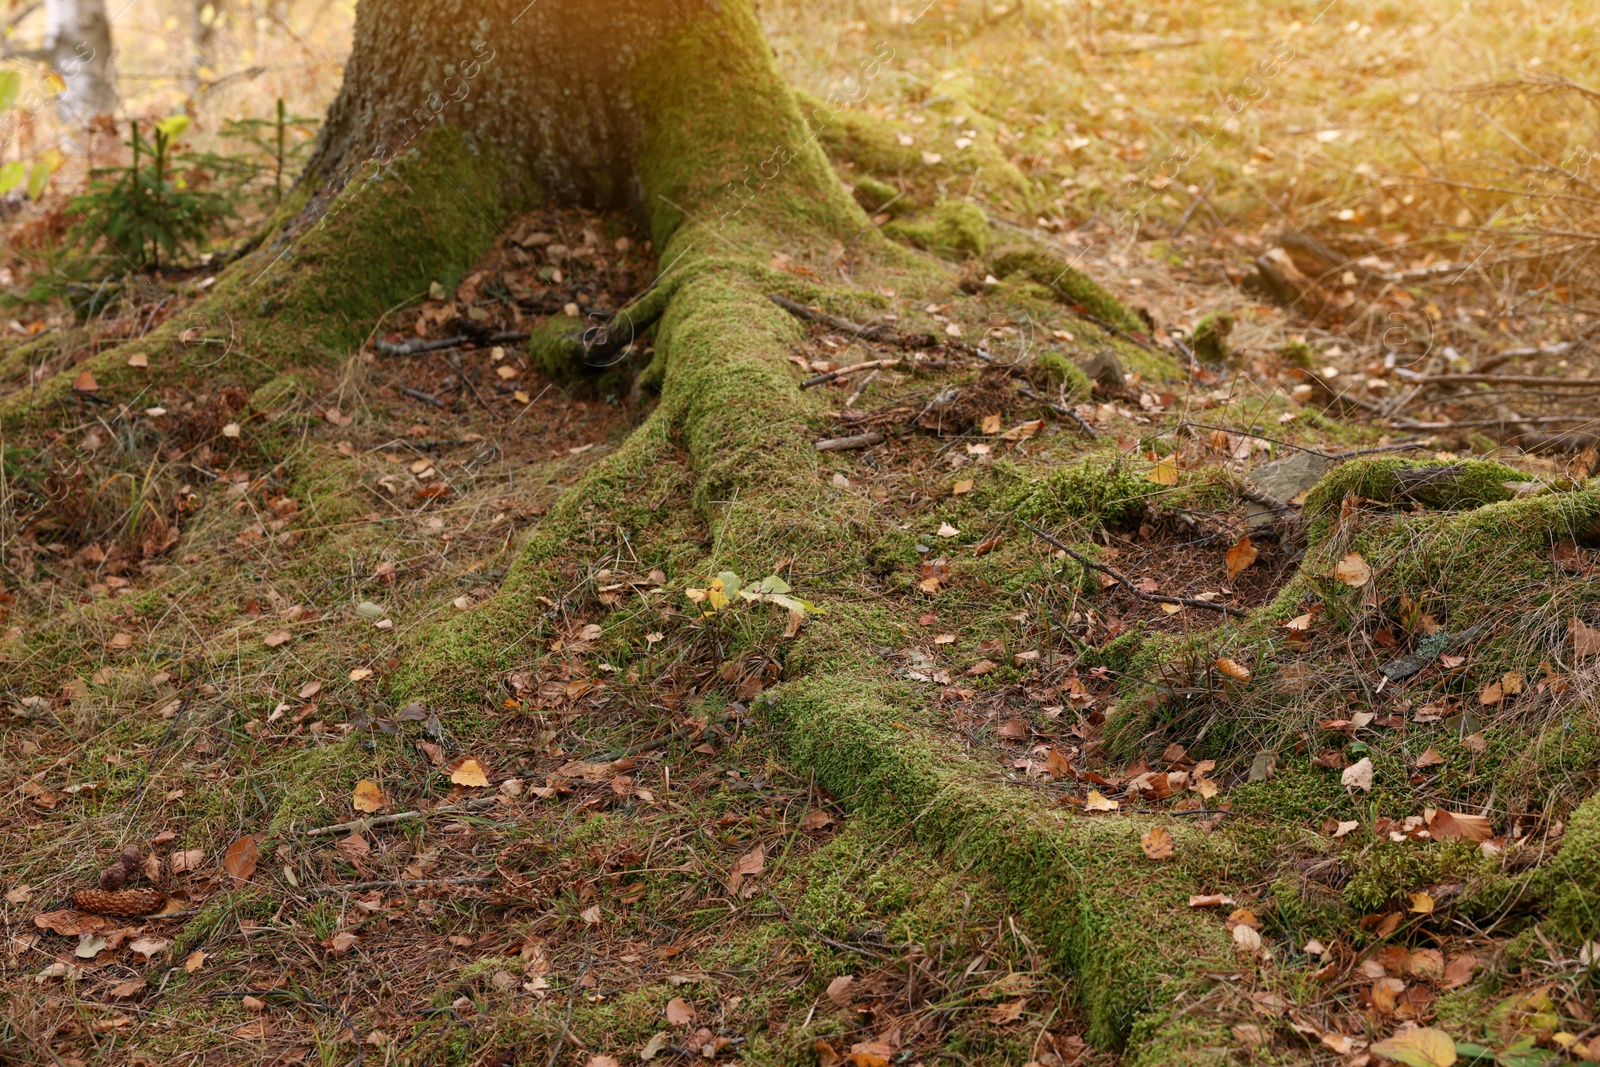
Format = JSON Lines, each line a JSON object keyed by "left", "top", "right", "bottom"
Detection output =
{"left": 72, "top": 887, "right": 168, "bottom": 916}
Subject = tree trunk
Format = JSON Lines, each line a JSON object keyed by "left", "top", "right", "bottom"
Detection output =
{"left": 43, "top": 0, "right": 116, "bottom": 125}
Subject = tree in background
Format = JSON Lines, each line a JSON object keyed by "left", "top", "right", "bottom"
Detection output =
{"left": 41, "top": 0, "right": 115, "bottom": 125}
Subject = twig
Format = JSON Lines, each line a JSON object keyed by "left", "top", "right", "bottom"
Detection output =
{"left": 815, "top": 431, "right": 884, "bottom": 452}
{"left": 394, "top": 384, "right": 446, "bottom": 408}
{"left": 801, "top": 359, "right": 901, "bottom": 389}
{"left": 1171, "top": 179, "right": 1214, "bottom": 238}
{"left": 546, "top": 953, "right": 593, "bottom": 1067}
{"left": 1016, "top": 384, "right": 1097, "bottom": 439}
{"left": 303, "top": 797, "right": 501, "bottom": 837}
{"left": 375, "top": 331, "right": 530, "bottom": 357}
{"left": 768, "top": 294, "right": 932, "bottom": 347}
{"left": 1022, "top": 520, "right": 1248, "bottom": 618}
{"left": 846, "top": 369, "right": 880, "bottom": 408}
{"left": 306, "top": 876, "right": 499, "bottom": 895}
{"left": 209, "top": 990, "right": 364, "bottom": 1066}
{"left": 1392, "top": 369, "right": 1600, "bottom": 389}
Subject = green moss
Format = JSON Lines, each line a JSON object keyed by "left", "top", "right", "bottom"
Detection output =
{"left": 990, "top": 244, "right": 1143, "bottom": 333}
{"left": 1343, "top": 840, "right": 1435, "bottom": 914}
{"left": 1301, "top": 457, "right": 1527, "bottom": 541}
{"left": 1278, "top": 339, "right": 1314, "bottom": 369}
{"left": 886, "top": 198, "right": 990, "bottom": 258}
{"left": 1544, "top": 794, "right": 1600, "bottom": 944}
{"left": 1190, "top": 313, "right": 1234, "bottom": 365}
{"left": 849, "top": 174, "right": 900, "bottom": 213}
{"left": 1032, "top": 351, "right": 1093, "bottom": 401}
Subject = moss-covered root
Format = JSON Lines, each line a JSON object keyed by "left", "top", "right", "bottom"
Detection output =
{"left": 1544, "top": 793, "right": 1600, "bottom": 946}
{"left": 767, "top": 673, "right": 1236, "bottom": 1056}
{"left": 1, "top": 126, "right": 507, "bottom": 427}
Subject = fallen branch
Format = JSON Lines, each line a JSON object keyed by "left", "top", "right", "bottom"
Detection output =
{"left": 1022, "top": 520, "right": 1249, "bottom": 619}
{"left": 1393, "top": 368, "right": 1600, "bottom": 388}
{"left": 1016, "top": 384, "right": 1098, "bottom": 439}
{"left": 801, "top": 359, "right": 901, "bottom": 389}
{"left": 375, "top": 331, "right": 530, "bottom": 357}
{"left": 814, "top": 431, "right": 884, "bottom": 452}
{"left": 393, "top": 384, "right": 446, "bottom": 408}
{"left": 303, "top": 796, "right": 500, "bottom": 837}
{"left": 768, "top": 294, "right": 933, "bottom": 347}
{"left": 306, "top": 875, "right": 499, "bottom": 896}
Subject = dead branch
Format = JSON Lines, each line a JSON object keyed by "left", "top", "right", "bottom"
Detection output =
{"left": 1021, "top": 520, "right": 1249, "bottom": 618}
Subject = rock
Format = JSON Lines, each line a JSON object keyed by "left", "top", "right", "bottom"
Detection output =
{"left": 1075, "top": 350, "right": 1126, "bottom": 395}
{"left": 1245, "top": 451, "right": 1335, "bottom": 528}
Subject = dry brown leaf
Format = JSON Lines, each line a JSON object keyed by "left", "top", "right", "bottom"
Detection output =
{"left": 1416, "top": 748, "right": 1445, "bottom": 768}
{"left": 263, "top": 630, "right": 291, "bottom": 648}
{"left": 222, "top": 836, "right": 258, "bottom": 885}
{"left": 1225, "top": 536, "right": 1258, "bottom": 580}
{"left": 1140, "top": 826, "right": 1174, "bottom": 860}
{"left": 1341, "top": 757, "right": 1373, "bottom": 793}
{"left": 665, "top": 997, "right": 695, "bottom": 1026}
{"left": 728, "top": 845, "right": 766, "bottom": 892}
{"left": 1189, "top": 893, "right": 1235, "bottom": 907}
{"left": 1428, "top": 810, "right": 1492, "bottom": 842}
{"left": 826, "top": 974, "right": 855, "bottom": 1007}
{"left": 1479, "top": 681, "right": 1503, "bottom": 705}
{"left": 184, "top": 950, "right": 207, "bottom": 973}
{"left": 1572, "top": 617, "right": 1600, "bottom": 659}
{"left": 73, "top": 369, "right": 99, "bottom": 392}
{"left": 1333, "top": 552, "right": 1372, "bottom": 586}
{"left": 1441, "top": 953, "right": 1477, "bottom": 989}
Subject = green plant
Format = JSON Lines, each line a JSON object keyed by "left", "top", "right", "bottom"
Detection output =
{"left": 199, "top": 98, "right": 321, "bottom": 201}
{"left": 68, "top": 116, "right": 234, "bottom": 269}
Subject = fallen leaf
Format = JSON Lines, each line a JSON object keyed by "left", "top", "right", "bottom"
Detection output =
{"left": 1572, "top": 617, "right": 1600, "bottom": 659}
{"left": 1427, "top": 810, "right": 1492, "bottom": 843}
{"left": 826, "top": 974, "right": 855, "bottom": 1007}
{"left": 1140, "top": 826, "right": 1174, "bottom": 860}
{"left": 1215, "top": 657, "right": 1251, "bottom": 683}
{"left": 1225, "top": 537, "right": 1258, "bottom": 580}
{"left": 184, "top": 950, "right": 207, "bottom": 973}
{"left": 815, "top": 1042, "right": 843, "bottom": 1067}
{"left": 1479, "top": 681, "right": 1503, "bottom": 705}
{"left": 298, "top": 680, "right": 323, "bottom": 699}
{"left": 1441, "top": 953, "right": 1477, "bottom": 989}
{"left": 223, "top": 835, "right": 259, "bottom": 885}
{"left": 1341, "top": 757, "right": 1373, "bottom": 793}
{"left": 1084, "top": 790, "right": 1118, "bottom": 811}
{"left": 1334, "top": 552, "right": 1372, "bottom": 586}
{"left": 1416, "top": 748, "right": 1445, "bottom": 768}
{"left": 1189, "top": 894, "right": 1236, "bottom": 907}
{"left": 1147, "top": 460, "right": 1179, "bottom": 486}
{"left": 336, "top": 833, "right": 370, "bottom": 861}
{"left": 1409, "top": 892, "right": 1435, "bottom": 915}
{"left": 348, "top": 668, "right": 375, "bottom": 682}
{"left": 1232, "top": 925, "right": 1263, "bottom": 953}
{"left": 1333, "top": 820, "right": 1360, "bottom": 838}
{"left": 1369, "top": 1026, "right": 1457, "bottom": 1067}
{"left": 801, "top": 810, "right": 834, "bottom": 831}
{"left": 169, "top": 848, "right": 206, "bottom": 874}
{"left": 936, "top": 522, "right": 960, "bottom": 538}
{"left": 640, "top": 1033, "right": 671, "bottom": 1062}
{"left": 128, "top": 936, "right": 168, "bottom": 957}
{"left": 728, "top": 845, "right": 766, "bottom": 892}
{"left": 329, "top": 931, "right": 357, "bottom": 955}
{"left": 580, "top": 904, "right": 602, "bottom": 925}
{"left": 952, "top": 479, "right": 974, "bottom": 495}
{"left": 73, "top": 369, "right": 99, "bottom": 392}
{"left": 666, "top": 997, "right": 695, "bottom": 1026}
{"left": 990, "top": 999, "right": 1026, "bottom": 1024}
{"left": 263, "top": 629, "right": 291, "bottom": 648}
{"left": 448, "top": 758, "right": 491, "bottom": 788}
{"left": 351, "top": 779, "right": 387, "bottom": 813}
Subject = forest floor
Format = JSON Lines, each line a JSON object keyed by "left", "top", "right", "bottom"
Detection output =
{"left": 4, "top": 2, "right": 1600, "bottom": 1066}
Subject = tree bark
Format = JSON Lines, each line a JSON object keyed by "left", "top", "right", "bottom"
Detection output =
{"left": 43, "top": 0, "right": 116, "bottom": 125}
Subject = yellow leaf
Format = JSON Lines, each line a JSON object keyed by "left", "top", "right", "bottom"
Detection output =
{"left": 351, "top": 779, "right": 387, "bottom": 813}
{"left": 348, "top": 668, "right": 375, "bottom": 681}
{"left": 952, "top": 479, "right": 974, "bottom": 495}
{"left": 449, "top": 757, "right": 490, "bottom": 788}
{"left": 706, "top": 578, "right": 729, "bottom": 612}
{"left": 1369, "top": 1026, "right": 1457, "bottom": 1067}
{"left": 1084, "top": 789, "right": 1118, "bottom": 812}
{"left": 1410, "top": 891, "right": 1435, "bottom": 914}
{"left": 1333, "top": 552, "right": 1372, "bottom": 586}
{"left": 1146, "top": 460, "right": 1179, "bottom": 486}
{"left": 1216, "top": 657, "right": 1252, "bottom": 683}
{"left": 44, "top": 71, "right": 66, "bottom": 95}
